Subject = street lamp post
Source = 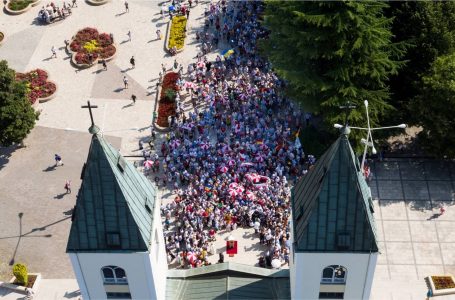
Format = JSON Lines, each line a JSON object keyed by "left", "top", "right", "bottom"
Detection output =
{"left": 334, "top": 100, "right": 406, "bottom": 175}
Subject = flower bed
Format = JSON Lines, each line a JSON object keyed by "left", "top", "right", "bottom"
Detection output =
{"left": 69, "top": 28, "right": 116, "bottom": 68}
{"left": 5, "top": 0, "right": 40, "bottom": 14}
{"left": 167, "top": 16, "right": 187, "bottom": 51}
{"left": 429, "top": 275, "right": 455, "bottom": 296}
{"left": 16, "top": 69, "right": 57, "bottom": 104}
{"left": 157, "top": 72, "right": 179, "bottom": 127}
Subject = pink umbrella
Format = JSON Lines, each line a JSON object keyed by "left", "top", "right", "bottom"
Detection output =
{"left": 187, "top": 252, "right": 197, "bottom": 263}
{"left": 144, "top": 160, "right": 154, "bottom": 168}
{"left": 184, "top": 81, "right": 193, "bottom": 89}
{"left": 201, "top": 142, "right": 210, "bottom": 150}
{"left": 219, "top": 166, "right": 228, "bottom": 173}
{"left": 245, "top": 191, "right": 255, "bottom": 200}
{"left": 197, "top": 61, "right": 205, "bottom": 68}
{"left": 228, "top": 159, "right": 236, "bottom": 167}
{"left": 245, "top": 173, "right": 259, "bottom": 182}
{"left": 170, "top": 140, "right": 180, "bottom": 148}
{"left": 229, "top": 182, "right": 239, "bottom": 189}
{"left": 236, "top": 186, "right": 245, "bottom": 193}
{"left": 228, "top": 189, "right": 238, "bottom": 197}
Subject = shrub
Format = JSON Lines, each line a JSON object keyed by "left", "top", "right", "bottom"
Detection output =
{"left": 13, "top": 263, "right": 28, "bottom": 286}
{"left": 168, "top": 16, "right": 187, "bottom": 50}
{"left": 8, "top": 0, "right": 33, "bottom": 11}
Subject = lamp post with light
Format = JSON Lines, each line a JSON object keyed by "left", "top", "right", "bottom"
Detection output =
{"left": 334, "top": 100, "right": 407, "bottom": 175}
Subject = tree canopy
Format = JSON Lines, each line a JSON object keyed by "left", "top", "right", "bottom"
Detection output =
{"left": 410, "top": 53, "right": 455, "bottom": 158}
{"left": 0, "top": 60, "right": 38, "bottom": 146}
{"left": 386, "top": 1, "right": 455, "bottom": 125}
{"left": 260, "top": 1, "right": 405, "bottom": 135}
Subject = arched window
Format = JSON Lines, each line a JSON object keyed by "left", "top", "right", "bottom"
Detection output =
{"left": 321, "top": 265, "right": 347, "bottom": 284}
{"left": 101, "top": 266, "right": 128, "bottom": 284}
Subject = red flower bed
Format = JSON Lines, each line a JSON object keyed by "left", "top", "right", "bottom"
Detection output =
{"left": 69, "top": 27, "right": 116, "bottom": 65}
{"left": 157, "top": 72, "right": 179, "bottom": 127}
{"left": 16, "top": 69, "right": 56, "bottom": 104}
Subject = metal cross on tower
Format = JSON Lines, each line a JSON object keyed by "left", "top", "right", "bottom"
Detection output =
{"left": 81, "top": 100, "right": 100, "bottom": 134}
{"left": 339, "top": 101, "right": 356, "bottom": 127}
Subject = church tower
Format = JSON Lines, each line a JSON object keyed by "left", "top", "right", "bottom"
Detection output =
{"left": 290, "top": 130, "right": 378, "bottom": 300}
{"left": 66, "top": 133, "right": 167, "bottom": 300}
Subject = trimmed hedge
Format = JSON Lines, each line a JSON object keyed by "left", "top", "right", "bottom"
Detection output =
{"left": 168, "top": 16, "right": 187, "bottom": 50}
{"left": 8, "top": 0, "right": 33, "bottom": 10}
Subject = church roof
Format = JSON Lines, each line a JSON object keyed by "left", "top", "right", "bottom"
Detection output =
{"left": 291, "top": 133, "right": 378, "bottom": 253}
{"left": 166, "top": 262, "right": 290, "bottom": 300}
{"left": 67, "top": 134, "right": 157, "bottom": 253}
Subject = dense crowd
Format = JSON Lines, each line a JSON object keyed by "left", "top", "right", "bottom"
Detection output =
{"left": 145, "top": 0, "right": 315, "bottom": 269}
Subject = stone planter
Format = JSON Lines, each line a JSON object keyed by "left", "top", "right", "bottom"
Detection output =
{"left": 5, "top": 0, "right": 40, "bottom": 15}
{"left": 86, "top": 0, "right": 109, "bottom": 6}
{"left": 0, "top": 273, "right": 42, "bottom": 294}
{"left": 429, "top": 275, "right": 455, "bottom": 296}
{"left": 0, "top": 32, "right": 4, "bottom": 46}
{"left": 67, "top": 28, "right": 117, "bottom": 69}
{"left": 165, "top": 15, "right": 186, "bottom": 55}
{"left": 37, "top": 79, "right": 57, "bottom": 103}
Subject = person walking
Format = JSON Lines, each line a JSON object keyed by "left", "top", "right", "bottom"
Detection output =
{"left": 161, "top": 63, "right": 166, "bottom": 74}
{"left": 186, "top": 8, "right": 190, "bottom": 19}
{"left": 102, "top": 60, "right": 107, "bottom": 70}
{"left": 124, "top": 0, "right": 129, "bottom": 12}
{"left": 130, "top": 56, "right": 135, "bottom": 68}
{"left": 71, "top": 0, "right": 77, "bottom": 7}
{"left": 131, "top": 94, "right": 137, "bottom": 105}
{"left": 65, "top": 180, "right": 72, "bottom": 194}
{"left": 123, "top": 76, "right": 129, "bottom": 89}
{"left": 156, "top": 29, "right": 162, "bottom": 40}
{"left": 173, "top": 59, "right": 178, "bottom": 70}
{"left": 54, "top": 154, "right": 63, "bottom": 166}
{"left": 51, "top": 46, "right": 57, "bottom": 58}
{"left": 127, "top": 30, "right": 131, "bottom": 42}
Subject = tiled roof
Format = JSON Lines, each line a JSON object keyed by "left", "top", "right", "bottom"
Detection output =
{"left": 291, "top": 134, "right": 378, "bottom": 253}
{"left": 67, "top": 134, "right": 157, "bottom": 252}
{"left": 166, "top": 263, "right": 290, "bottom": 300}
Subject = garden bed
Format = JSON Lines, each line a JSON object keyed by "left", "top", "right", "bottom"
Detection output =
{"left": 86, "top": 0, "right": 109, "bottom": 5}
{"left": 16, "top": 69, "right": 57, "bottom": 104}
{"left": 429, "top": 275, "right": 455, "bottom": 296}
{"left": 156, "top": 72, "right": 179, "bottom": 127}
{"left": 68, "top": 28, "right": 117, "bottom": 69}
{"left": 1, "top": 273, "right": 41, "bottom": 294}
{"left": 166, "top": 15, "right": 187, "bottom": 54}
{"left": 5, "top": 0, "right": 40, "bottom": 15}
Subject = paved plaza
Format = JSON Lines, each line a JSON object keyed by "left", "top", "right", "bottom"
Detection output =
{"left": 0, "top": 1, "right": 455, "bottom": 299}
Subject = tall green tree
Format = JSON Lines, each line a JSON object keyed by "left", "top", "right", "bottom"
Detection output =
{"left": 386, "top": 1, "right": 455, "bottom": 125}
{"left": 410, "top": 53, "right": 455, "bottom": 158}
{"left": 0, "top": 60, "right": 38, "bottom": 146}
{"left": 260, "top": 1, "right": 404, "bottom": 141}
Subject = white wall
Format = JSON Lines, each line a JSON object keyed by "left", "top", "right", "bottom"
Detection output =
{"left": 70, "top": 252, "right": 158, "bottom": 300}
{"left": 291, "top": 252, "right": 378, "bottom": 300}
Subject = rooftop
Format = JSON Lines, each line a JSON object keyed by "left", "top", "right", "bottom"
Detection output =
{"left": 66, "top": 134, "right": 157, "bottom": 253}
{"left": 292, "top": 133, "right": 378, "bottom": 253}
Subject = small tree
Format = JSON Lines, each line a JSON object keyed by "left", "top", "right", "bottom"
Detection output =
{"left": 0, "top": 60, "right": 38, "bottom": 146}
{"left": 13, "top": 263, "right": 28, "bottom": 286}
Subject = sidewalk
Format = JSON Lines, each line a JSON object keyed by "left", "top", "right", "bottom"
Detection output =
{"left": 0, "top": 279, "right": 80, "bottom": 300}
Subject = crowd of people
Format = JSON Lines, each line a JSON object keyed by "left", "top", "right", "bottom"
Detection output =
{"left": 145, "top": 0, "right": 316, "bottom": 269}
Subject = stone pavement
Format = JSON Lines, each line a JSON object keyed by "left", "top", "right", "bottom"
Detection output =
{"left": 0, "top": 279, "right": 80, "bottom": 300}
{"left": 370, "top": 159, "right": 455, "bottom": 299}
{"left": 0, "top": 127, "right": 121, "bottom": 281}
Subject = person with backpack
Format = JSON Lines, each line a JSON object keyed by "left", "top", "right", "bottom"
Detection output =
{"left": 54, "top": 154, "right": 63, "bottom": 166}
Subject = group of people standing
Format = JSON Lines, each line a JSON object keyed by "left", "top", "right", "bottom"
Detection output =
{"left": 145, "top": 0, "right": 315, "bottom": 269}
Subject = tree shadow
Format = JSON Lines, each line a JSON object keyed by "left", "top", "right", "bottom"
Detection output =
{"left": 0, "top": 144, "right": 19, "bottom": 171}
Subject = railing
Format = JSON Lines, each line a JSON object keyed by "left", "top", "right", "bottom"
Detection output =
{"left": 321, "top": 277, "right": 346, "bottom": 284}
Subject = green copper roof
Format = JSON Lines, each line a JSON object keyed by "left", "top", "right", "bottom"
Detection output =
{"left": 291, "top": 134, "right": 378, "bottom": 253}
{"left": 67, "top": 134, "right": 157, "bottom": 253}
{"left": 166, "top": 263, "right": 290, "bottom": 300}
